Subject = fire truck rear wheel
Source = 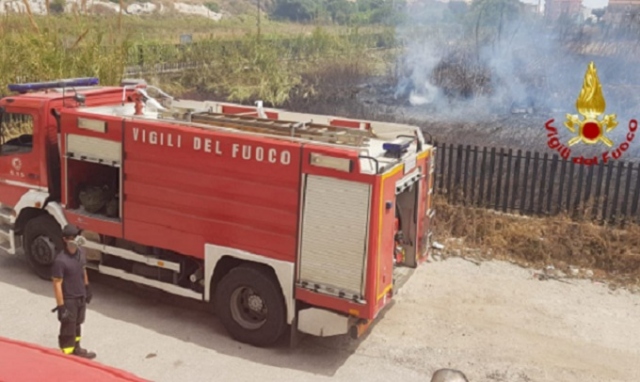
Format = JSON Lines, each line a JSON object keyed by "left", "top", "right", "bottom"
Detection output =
{"left": 23, "top": 214, "right": 64, "bottom": 281}
{"left": 214, "top": 264, "right": 286, "bottom": 347}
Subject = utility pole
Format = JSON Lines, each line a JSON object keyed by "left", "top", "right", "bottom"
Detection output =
{"left": 257, "top": 0, "right": 261, "bottom": 39}
{"left": 119, "top": 0, "right": 124, "bottom": 34}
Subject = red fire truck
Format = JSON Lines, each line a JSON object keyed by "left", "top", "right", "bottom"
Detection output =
{"left": 0, "top": 77, "right": 436, "bottom": 347}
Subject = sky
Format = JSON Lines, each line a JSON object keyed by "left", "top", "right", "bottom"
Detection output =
{"left": 581, "top": 0, "right": 608, "bottom": 8}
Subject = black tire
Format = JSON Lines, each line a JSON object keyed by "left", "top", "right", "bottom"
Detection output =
{"left": 214, "top": 264, "right": 287, "bottom": 347}
{"left": 23, "top": 214, "right": 63, "bottom": 281}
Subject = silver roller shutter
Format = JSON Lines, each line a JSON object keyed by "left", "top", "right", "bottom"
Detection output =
{"left": 298, "top": 174, "right": 372, "bottom": 300}
{"left": 66, "top": 134, "right": 122, "bottom": 166}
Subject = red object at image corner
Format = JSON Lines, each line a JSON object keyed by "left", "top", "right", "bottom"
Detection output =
{"left": 0, "top": 336, "right": 148, "bottom": 382}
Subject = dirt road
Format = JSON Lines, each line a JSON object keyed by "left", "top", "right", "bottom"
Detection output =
{"left": 380, "top": 257, "right": 640, "bottom": 382}
{"left": 0, "top": 251, "right": 638, "bottom": 382}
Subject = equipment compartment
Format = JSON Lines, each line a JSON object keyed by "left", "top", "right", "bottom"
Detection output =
{"left": 65, "top": 158, "right": 121, "bottom": 222}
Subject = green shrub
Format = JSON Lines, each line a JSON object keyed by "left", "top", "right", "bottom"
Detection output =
{"left": 0, "top": 14, "right": 131, "bottom": 96}
{"left": 205, "top": 2, "right": 220, "bottom": 13}
{"left": 49, "top": 0, "right": 66, "bottom": 14}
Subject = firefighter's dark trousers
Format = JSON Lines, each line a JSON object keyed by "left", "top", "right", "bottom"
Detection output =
{"left": 58, "top": 297, "right": 86, "bottom": 354}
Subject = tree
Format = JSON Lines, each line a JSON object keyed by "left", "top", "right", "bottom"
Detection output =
{"left": 591, "top": 8, "right": 605, "bottom": 23}
{"left": 449, "top": 1, "right": 469, "bottom": 18}
{"left": 271, "top": 0, "right": 317, "bottom": 22}
{"left": 468, "top": 0, "right": 523, "bottom": 54}
{"left": 325, "top": 0, "right": 355, "bottom": 24}
{"left": 49, "top": 0, "right": 66, "bottom": 14}
{"left": 270, "top": 0, "right": 406, "bottom": 25}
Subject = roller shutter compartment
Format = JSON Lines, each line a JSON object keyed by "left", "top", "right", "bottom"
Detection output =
{"left": 298, "top": 175, "right": 372, "bottom": 300}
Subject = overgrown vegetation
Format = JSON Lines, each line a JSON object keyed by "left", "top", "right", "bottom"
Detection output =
{"left": 0, "top": 0, "right": 397, "bottom": 104}
{"left": 0, "top": 9, "right": 392, "bottom": 103}
{"left": 204, "top": 2, "right": 220, "bottom": 13}
{"left": 270, "top": 0, "right": 407, "bottom": 25}
{"left": 0, "top": 5, "right": 381, "bottom": 45}
{"left": 0, "top": 12, "right": 131, "bottom": 93}
{"left": 433, "top": 195, "right": 640, "bottom": 289}
{"left": 174, "top": 27, "right": 386, "bottom": 106}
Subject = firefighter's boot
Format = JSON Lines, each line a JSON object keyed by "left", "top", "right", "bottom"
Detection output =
{"left": 73, "top": 340, "right": 96, "bottom": 359}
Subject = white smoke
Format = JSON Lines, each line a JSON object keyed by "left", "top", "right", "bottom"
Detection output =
{"left": 391, "top": 1, "right": 640, "bottom": 158}
{"left": 395, "top": 3, "right": 636, "bottom": 112}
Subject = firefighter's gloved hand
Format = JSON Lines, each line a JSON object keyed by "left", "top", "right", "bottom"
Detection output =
{"left": 56, "top": 305, "right": 72, "bottom": 322}
{"left": 85, "top": 284, "right": 93, "bottom": 304}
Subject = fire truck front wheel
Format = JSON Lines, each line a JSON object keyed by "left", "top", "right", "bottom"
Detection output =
{"left": 23, "top": 214, "right": 64, "bottom": 281}
{"left": 214, "top": 264, "right": 286, "bottom": 347}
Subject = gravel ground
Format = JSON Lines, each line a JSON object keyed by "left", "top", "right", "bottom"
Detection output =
{"left": 1, "top": 250, "right": 639, "bottom": 382}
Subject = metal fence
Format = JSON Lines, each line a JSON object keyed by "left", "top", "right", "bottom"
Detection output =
{"left": 432, "top": 141, "right": 640, "bottom": 226}
{"left": 124, "top": 61, "right": 203, "bottom": 76}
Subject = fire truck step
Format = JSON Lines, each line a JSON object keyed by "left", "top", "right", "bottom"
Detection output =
{"left": 0, "top": 207, "right": 12, "bottom": 223}
{"left": 98, "top": 264, "right": 202, "bottom": 300}
{"left": 0, "top": 226, "right": 10, "bottom": 239}
{"left": 0, "top": 226, "right": 13, "bottom": 254}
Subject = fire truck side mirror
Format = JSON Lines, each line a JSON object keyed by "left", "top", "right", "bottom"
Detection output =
{"left": 74, "top": 94, "right": 86, "bottom": 106}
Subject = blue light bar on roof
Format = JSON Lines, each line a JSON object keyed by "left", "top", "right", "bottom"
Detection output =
{"left": 8, "top": 77, "right": 99, "bottom": 93}
{"left": 383, "top": 137, "right": 413, "bottom": 154}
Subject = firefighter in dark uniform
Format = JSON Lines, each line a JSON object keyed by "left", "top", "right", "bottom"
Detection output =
{"left": 51, "top": 224, "right": 96, "bottom": 359}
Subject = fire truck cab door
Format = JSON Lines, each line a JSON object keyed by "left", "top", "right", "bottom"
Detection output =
{"left": 0, "top": 102, "right": 42, "bottom": 197}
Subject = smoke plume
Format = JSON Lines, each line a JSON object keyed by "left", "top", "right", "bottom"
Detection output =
{"left": 391, "top": 0, "right": 640, "bottom": 158}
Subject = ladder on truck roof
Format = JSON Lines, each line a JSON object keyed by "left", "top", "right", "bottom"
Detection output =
{"left": 159, "top": 109, "right": 376, "bottom": 147}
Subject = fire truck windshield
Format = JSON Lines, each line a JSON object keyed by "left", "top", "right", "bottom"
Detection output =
{"left": 0, "top": 112, "right": 34, "bottom": 155}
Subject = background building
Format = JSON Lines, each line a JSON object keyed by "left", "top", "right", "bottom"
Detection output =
{"left": 544, "top": 0, "right": 584, "bottom": 20}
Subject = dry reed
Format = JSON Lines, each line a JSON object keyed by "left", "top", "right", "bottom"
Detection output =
{"left": 0, "top": 13, "right": 132, "bottom": 96}
{"left": 433, "top": 195, "right": 640, "bottom": 289}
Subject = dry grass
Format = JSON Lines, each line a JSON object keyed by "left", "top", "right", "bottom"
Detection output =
{"left": 432, "top": 194, "right": 640, "bottom": 289}
{"left": 286, "top": 50, "right": 376, "bottom": 108}
{"left": 0, "top": 8, "right": 386, "bottom": 102}
{"left": 175, "top": 28, "right": 385, "bottom": 107}
{"left": 0, "top": 9, "right": 383, "bottom": 44}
